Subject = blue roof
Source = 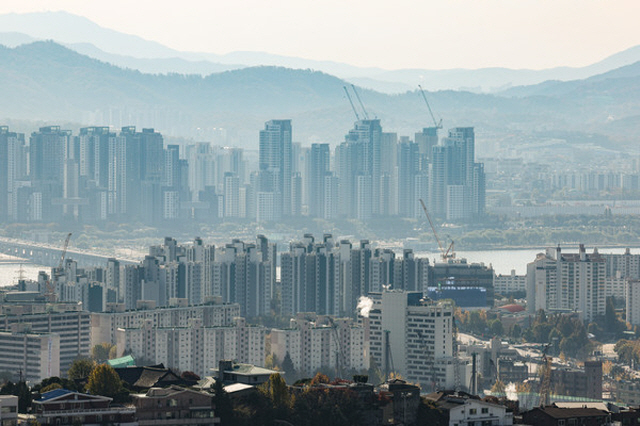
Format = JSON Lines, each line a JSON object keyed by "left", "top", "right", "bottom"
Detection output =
{"left": 39, "top": 389, "right": 73, "bottom": 401}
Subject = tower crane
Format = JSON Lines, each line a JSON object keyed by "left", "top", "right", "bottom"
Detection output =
{"left": 419, "top": 199, "right": 455, "bottom": 261}
{"left": 343, "top": 86, "right": 361, "bottom": 121}
{"left": 538, "top": 342, "right": 553, "bottom": 406}
{"left": 45, "top": 232, "right": 72, "bottom": 303}
{"left": 351, "top": 84, "right": 370, "bottom": 120}
{"left": 418, "top": 85, "right": 443, "bottom": 131}
{"left": 327, "top": 317, "right": 347, "bottom": 378}
{"left": 537, "top": 315, "right": 561, "bottom": 406}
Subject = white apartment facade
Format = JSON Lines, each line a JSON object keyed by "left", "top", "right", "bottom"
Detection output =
{"left": 366, "top": 291, "right": 464, "bottom": 391}
{"left": 117, "top": 316, "right": 265, "bottom": 378}
{"left": 91, "top": 301, "right": 241, "bottom": 348}
{"left": 527, "top": 245, "right": 606, "bottom": 321}
{"left": 493, "top": 270, "right": 526, "bottom": 295}
{"left": 0, "top": 326, "right": 60, "bottom": 383}
{"left": 270, "top": 314, "right": 366, "bottom": 376}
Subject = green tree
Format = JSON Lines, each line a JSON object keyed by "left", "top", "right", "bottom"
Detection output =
{"left": 91, "top": 342, "right": 114, "bottom": 363}
{"left": 0, "top": 381, "right": 32, "bottom": 413}
{"left": 213, "top": 379, "right": 234, "bottom": 425}
{"left": 86, "top": 364, "right": 122, "bottom": 398}
{"left": 281, "top": 352, "right": 296, "bottom": 383}
{"left": 510, "top": 324, "right": 522, "bottom": 339}
{"left": 67, "top": 358, "right": 95, "bottom": 380}
{"left": 489, "top": 319, "right": 504, "bottom": 337}
{"left": 260, "top": 373, "right": 291, "bottom": 420}
{"left": 417, "top": 398, "right": 447, "bottom": 426}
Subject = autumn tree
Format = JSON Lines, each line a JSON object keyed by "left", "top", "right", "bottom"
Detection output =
{"left": 91, "top": 342, "right": 115, "bottom": 362}
{"left": 86, "top": 364, "right": 122, "bottom": 399}
{"left": 67, "top": 358, "right": 95, "bottom": 380}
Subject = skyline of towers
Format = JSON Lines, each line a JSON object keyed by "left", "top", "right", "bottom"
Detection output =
{"left": 0, "top": 118, "right": 486, "bottom": 224}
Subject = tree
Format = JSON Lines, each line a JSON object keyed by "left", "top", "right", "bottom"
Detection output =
{"left": 510, "top": 324, "right": 522, "bottom": 339}
{"left": 309, "top": 372, "right": 330, "bottom": 386}
{"left": 213, "top": 379, "right": 234, "bottom": 425}
{"left": 260, "top": 373, "right": 291, "bottom": 420}
{"left": 490, "top": 379, "right": 506, "bottom": 396}
{"left": 0, "top": 381, "right": 32, "bottom": 413}
{"left": 417, "top": 398, "right": 447, "bottom": 426}
{"left": 91, "top": 342, "right": 115, "bottom": 363}
{"left": 180, "top": 371, "right": 201, "bottom": 382}
{"left": 489, "top": 319, "right": 504, "bottom": 337}
{"left": 86, "top": 364, "right": 122, "bottom": 398}
{"left": 281, "top": 352, "right": 296, "bottom": 383}
{"left": 67, "top": 358, "right": 95, "bottom": 380}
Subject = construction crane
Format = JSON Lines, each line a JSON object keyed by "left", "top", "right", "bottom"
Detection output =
{"left": 45, "top": 232, "right": 72, "bottom": 303}
{"left": 418, "top": 85, "right": 443, "bottom": 131}
{"left": 343, "top": 86, "right": 361, "bottom": 121}
{"left": 384, "top": 330, "right": 395, "bottom": 381}
{"left": 419, "top": 199, "right": 455, "bottom": 261}
{"left": 417, "top": 329, "right": 437, "bottom": 392}
{"left": 351, "top": 84, "right": 370, "bottom": 120}
{"left": 327, "top": 317, "right": 347, "bottom": 378}
{"left": 538, "top": 343, "right": 553, "bottom": 406}
{"left": 452, "top": 315, "right": 461, "bottom": 391}
{"left": 537, "top": 315, "right": 561, "bottom": 406}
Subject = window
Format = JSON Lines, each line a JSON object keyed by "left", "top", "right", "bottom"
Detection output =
{"left": 470, "top": 409, "right": 477, "bottom": 415}
{"left": 481, "top": 408, "right": 489, "bottom": 414}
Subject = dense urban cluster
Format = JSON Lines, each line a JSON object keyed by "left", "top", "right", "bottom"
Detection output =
{"left": 0, "top": 120, "right": 485, "bottom": 225}
{"left": 1, "top": 237, "right": 640, "bottom": 424}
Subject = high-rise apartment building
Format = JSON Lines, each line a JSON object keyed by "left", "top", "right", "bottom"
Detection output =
{"left": 270, "top": 314, "right": 366, "bottom": 376}
{"left": 366, "top": 291, "right": 465, "bottom": 391}
{"left": 527, "top": 245, "right": 606, "bottom": 321}
{"left": 0, "top": 127, "right": 25, "bottom": 221}
{"left": 259, "top": 119, "right": 292, "bottom": 219}
{"left": 429, "top": 127, "right": 485, "bottom": 220}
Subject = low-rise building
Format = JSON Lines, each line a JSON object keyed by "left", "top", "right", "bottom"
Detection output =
{"left": 494, "top": 270, "right": 526, "bottom": 295}
{"left": 132, "top": 385, "right": 219, "bottom": 425}
{"left": 615, "top": 380, "right": 640, "bottom": 406}
{"left": 31, "top": 389, "right": 136, "bottom": 426}
{"left": 425, "top": 390, "right": 513, "bottom": 426}
{"left": 549, "top": 361, "right": 602, "bottom": 400}
{"left": 212, "top": 360, "right": 279, "bottom": 386}
{"left": 0, "top": 395, "right": 17, "bottom": 426}
{"left": 521, "top": 405, "right": 610, "bottom": 426}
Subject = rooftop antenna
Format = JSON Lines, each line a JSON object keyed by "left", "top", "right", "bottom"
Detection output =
{"left": 351, "top": 84, "right": 370, "bottom": 120}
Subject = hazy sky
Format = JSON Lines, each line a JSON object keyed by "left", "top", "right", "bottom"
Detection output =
{"left": 1, "top": 0, "right": 639, "bottom": 70}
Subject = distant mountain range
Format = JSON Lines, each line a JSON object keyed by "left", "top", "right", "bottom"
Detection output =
{"left": 0, "top": 39, "right": 639, "bottom": 149}
{"left": 2, "top": 11, "right": 640, "bottom": 94}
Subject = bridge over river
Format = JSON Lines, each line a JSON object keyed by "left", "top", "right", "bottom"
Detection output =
{"left": 0, "top": 237, "right": 139, "bottom": 268}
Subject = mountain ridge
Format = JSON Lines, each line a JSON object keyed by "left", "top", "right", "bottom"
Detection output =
{"left": 0, "top": 41, "right": 639, "bottom": 149}
{"left": 2, "top": 11, "right": 640, "bottom": 93}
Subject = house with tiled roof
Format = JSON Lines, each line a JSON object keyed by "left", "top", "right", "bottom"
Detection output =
{"left": 131, "top": 385, "right": 219, "bottom": 425}
{"left": 521, "top": 404, "right": 611, "bottom": 426}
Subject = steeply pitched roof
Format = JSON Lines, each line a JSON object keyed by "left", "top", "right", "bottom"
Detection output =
{"left": 114, "top": 364, "right": 184, "bottom": 389}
